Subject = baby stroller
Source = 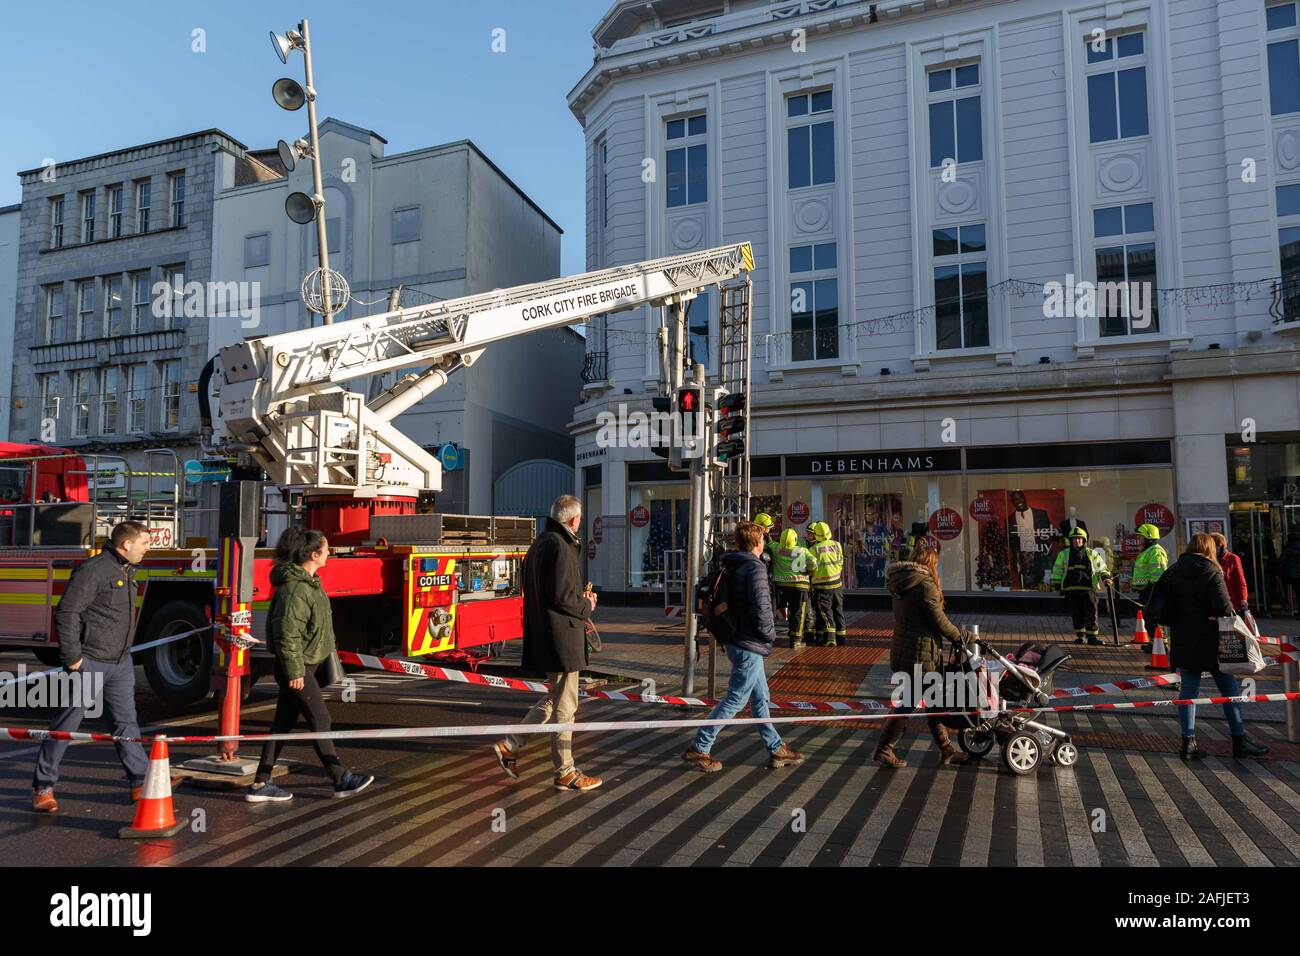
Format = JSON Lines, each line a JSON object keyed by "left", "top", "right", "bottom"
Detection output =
{"left": 940, "top": 637, "right": 1079, "bottom": 774}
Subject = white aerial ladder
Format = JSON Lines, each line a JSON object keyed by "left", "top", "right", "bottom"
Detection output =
{"left": 208, "top": 243, "right": 754, "bottom": 502}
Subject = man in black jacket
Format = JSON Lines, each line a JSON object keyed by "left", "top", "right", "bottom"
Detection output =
{"left": 33, "top": 520, "right": 152, "bottom": 813}
{"left": 682, "top": 522, "right": 806, "bottom": 773}
{"left": 493, "top": 496, "right": 602, "bottom": 791}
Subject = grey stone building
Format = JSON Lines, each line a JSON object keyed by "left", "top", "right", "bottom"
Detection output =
{"left": 0, "top": 203, "right": 18, "bottom": 442}
{"left": 7, "top": 130, "right": 276, "bottom": 504}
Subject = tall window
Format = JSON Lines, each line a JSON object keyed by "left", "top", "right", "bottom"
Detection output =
{"left": 169, "top": 172, "right": 186, "bottom": 228}
{"left": 80, "top": 191, "right": 96, "bottom": 243}
{"left": 126, "top": 365, "right": 147, "bottom": 434}
{"left": 598, "top": 136, "right": 612, "bottom": 229}
{"left": 789, "top": 242, "right": 838, "bottom": 361}
{"left": 160, "top": 361, "right": 181, "bottom": 430}
{"left": 50, "top": 198, "right": 64, "bottom": 248}
{"left": 40, "top": 374, "right": 60, "bottom": 434}
{"left": 1269, "top": 2, "right": 1300, "bottom": 116}
{"left": 927, "top": 63, "right": 983, "bottom": 167}
{"left": 1094, "top": 201, "right": 1159, "bottom": 335}
{"left": 44, "top": 285, "right": 64, "bottom": 344}
{"left": 687, "top": 290, "right": 711, "bottom": 369}
{"left": 1276, "top": 183, "right": 1300, "bottom": 320}
{"left": 1085, "top": 31, "right": 1149, "bottom": 143}
{"left": 131, "top": 272, "right": 151, "bottom": 333}
{"left": 162, "top": 266, "right": 185, "bottom": 330}
{"left": 786, "top": 90, "right": 835, "bottom": 189}
{"left": 104, "top": 275, "right": 123, "bottom": 336}
{"left": 76, "top": 279, "right": 96, "bottom": 340}
{"left": 108, "top": 185, "right": 124, "bottom": 239}
{"left": 100, "top": 367, "right": 119, "bottom": 435}
{"left": 933, "top": 223, "right": 989, "bottom": 350}
{"left": 71, "top": 370, "right": 93, "bottom": 438}
{"left": 135, "top": 180, "right": 151, "bottom": 234}
{"left": 666, "top": 114, "right": 707, "bottom": 208}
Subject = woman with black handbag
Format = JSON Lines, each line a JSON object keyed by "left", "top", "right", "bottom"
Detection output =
{"left": 246, "top": 527, "right": 374, "bottom": 802}
{"left": 1158, "top": 533, "right": 1269, "bottom": 761}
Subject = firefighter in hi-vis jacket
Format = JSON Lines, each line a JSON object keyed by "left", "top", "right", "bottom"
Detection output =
{"left": 809, "top": 521, "right": 847, "bottom": 647}
{"left": 1050, "top": 527, "right": 1113, "bottom": 645}
{"left": 772, "top": 528, "right": 815, "bottom": 650}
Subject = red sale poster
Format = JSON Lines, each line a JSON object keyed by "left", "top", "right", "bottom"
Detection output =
{"left": 975, "top": 488, "right": 1066, "bottom": 590}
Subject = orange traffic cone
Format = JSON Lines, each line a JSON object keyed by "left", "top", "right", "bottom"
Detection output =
{"left": 1147, "top": 628, "right": 1169, "bottom": 670}
{"left": 1130, "top": 609, "right": 1150, "bottom": 645}
{"left": 120, "top": 736, "right": 186, "bottom": 839}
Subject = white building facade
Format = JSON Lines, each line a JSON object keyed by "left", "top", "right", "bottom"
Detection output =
{"left": 209, "top": 119, "right": 583, "bottom": 517}
{"left": 569, "top": 0, "right": 1300, "bottom": 610}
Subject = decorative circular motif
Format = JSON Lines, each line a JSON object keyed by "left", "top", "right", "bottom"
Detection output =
{"left": 1278, "top": 130, "right": 1300, "bottom": 171}
{"left": 794, "top": 199, "right": 830, "bottom": 233}
{"left": 300, "top": 267, "right": 351, "bottom": 316}
{"left": 1099, "top": 155, "right": 1141, "bottom": 193}
{"left": 671, "top": 217, "right": 702, "bottom": 249}
{"left": 938, "top": 180, "right": 976, "bottom": 214}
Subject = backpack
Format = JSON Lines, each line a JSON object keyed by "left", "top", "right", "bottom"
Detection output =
{"left": 696, "top": 564, "right": 738, "bottom": 644}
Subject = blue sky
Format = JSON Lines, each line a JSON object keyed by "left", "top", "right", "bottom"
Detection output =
{"left": 0, "top": 0, "right": 610, "bottom": 276}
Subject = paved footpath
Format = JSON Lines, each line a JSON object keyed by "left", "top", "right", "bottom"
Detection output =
{"left": 0, "top": 609, "right": 1296, "bottom": 867}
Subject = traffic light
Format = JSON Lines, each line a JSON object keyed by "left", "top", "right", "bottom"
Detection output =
{"left": 650, "top": 396, "right": 672, "bottom": 460}
{"left": 676, "top": 385, "right": 703, "bottom": 443}
{"left": 714, "top": 391, "right": 746, "bottom": 465}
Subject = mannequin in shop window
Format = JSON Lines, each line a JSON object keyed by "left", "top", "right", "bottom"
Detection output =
{"left": 1058, "top": 507, "right": 1088, "bottom": 542}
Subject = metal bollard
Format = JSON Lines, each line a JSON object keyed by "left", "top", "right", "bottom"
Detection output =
{"left": 1285, "top": 659, "right": 1299, "bottom": 744}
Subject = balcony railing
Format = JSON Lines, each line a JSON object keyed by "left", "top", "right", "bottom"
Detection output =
{"left": 582, "top": 350, "right": 608, "bottom": 385}
{"left": 1270, "top": 275, "right": 1300, "bottom": 325}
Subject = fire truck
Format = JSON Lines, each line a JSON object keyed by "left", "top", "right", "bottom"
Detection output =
{"left": 0, "top": 244, "right": 755, "bottom": 705}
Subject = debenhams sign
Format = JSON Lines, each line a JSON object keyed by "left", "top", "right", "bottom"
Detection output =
{"left": 785, "top": 449, "right": 961, "bottom": 477}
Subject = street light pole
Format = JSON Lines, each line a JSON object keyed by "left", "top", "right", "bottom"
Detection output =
{"left": 297, "top": 18, "right": 333, "bottom": 325}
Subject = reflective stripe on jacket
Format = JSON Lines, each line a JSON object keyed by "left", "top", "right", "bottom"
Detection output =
{"left": 1050, "top": 546, "right": 1110, "bottom": 591}
{"left": 1131, "top": 543, "right": 1168, "bottom": 589}
{"left": 810, "top": 540, "right": 844, "bottom": 589}
{"left": 772, "top": 546, "right": 813, "bottom": 587}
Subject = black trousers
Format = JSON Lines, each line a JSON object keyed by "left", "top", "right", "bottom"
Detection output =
{"left": 776, "top": 586, "right": 810, "bottom": 639}
{"left": 1064, "top": 590, "right": 1099, "bottom": 635}
{"left": 812, "top": 588, "right": 846, "bottom": 645}
{"left": 255, "top": 661, "right": 345, "bottom": 784}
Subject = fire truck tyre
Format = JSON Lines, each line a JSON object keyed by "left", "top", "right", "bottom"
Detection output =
{"left": 141, "top": 601, "right": 213, "bottom": 706}
{"left": 33, "top": 647, "right": 63, "bottom": 667}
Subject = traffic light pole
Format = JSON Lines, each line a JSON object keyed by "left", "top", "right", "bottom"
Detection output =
{"left": 682, "top": 361, "right": 706, "bottom": 697}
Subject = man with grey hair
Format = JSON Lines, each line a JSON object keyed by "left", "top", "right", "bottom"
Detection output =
{"left": 493, "top": 494, "right": 602, "bottom": 790}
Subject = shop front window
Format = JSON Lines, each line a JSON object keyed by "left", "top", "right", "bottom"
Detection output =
{"left": 627, "top": 484, "right": 690, "bottom": 588}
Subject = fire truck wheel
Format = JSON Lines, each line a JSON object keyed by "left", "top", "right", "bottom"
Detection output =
{"left": 140, "top": 600, "right": 213, "bottom": 706}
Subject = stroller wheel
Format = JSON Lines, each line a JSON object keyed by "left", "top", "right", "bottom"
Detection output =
{"left": 1052, "top": 740, "right": 1079, "bottom": 768}
{"left": 1002, "top": 731, "right": 1042, "bottom": 775}
{"left": 959, "top": 728, "right": 995, "bottom": 758}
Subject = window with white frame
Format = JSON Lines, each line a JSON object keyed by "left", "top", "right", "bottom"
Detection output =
{"left": 100, "top": 367, "right": 118, "bottom": 435}
{"left": 927, "top": 63, "right": 983, "bottom": 168}
{"left": 103, "top": 275, "right": 123, "bottom": 336}
{"left": 131, "top": 271, "right": 151, "bottom": 333}
{"left": 1268, "top": 2, "right": 1300, "bottom": 115}
{"left": 392, "top": 208, "right": 419, "bottom": 244}
{"left": 932, "top": 224, "right": 989, "bottom": 350}
{"left": 39, "top": 373, "right": 60, "bottom": 433}
{"left": 135, "top": 180, "right": 151, "bottom": 234}
{"left": 71, "top": 370, "right": 92, "bottom": 437}
{"left": 50, "top": 197, "right": 64, "bottom": 248}
{"left": 76, "top": 279, "right": 96, "bottom": 340}
{"left": 786, "top": 90, "right": 835, "bottom": 189}
{"left": 1093, "top": 201, "right": 1159, "bottom": 336}
{"left": 126, "top": 364, "right": 146, "bottom": 434}
{"left": 169, "top": 171, "right": 186, "bottom": 227}
{"left": 80, "top": 191, "right": 96, "bottom": 243}
{"left": 108, "top": 185, "right": 124, "bottom": 239}
{"left": 44, "top": 284, "right": 64, "bottom": 344}
{"left": 789, "top": 242, "right": 839, "bottom": 361}
{"left": 162, "top": 266, "right": 185, "bottom": 330}
{"left": 1085, "top": 31, "right": 1149, "bottom": 143}
{"left": 1276, "top": 182, "right": 1300, "bottom": 320}
{"left": 160, "top": 361, "right": 181, "bottom": 430}
{"left": 687, "top": 290, "right": 711, "bottom": 369}
{"left": 666, "top": 114, "right": 707, "bottom": 208}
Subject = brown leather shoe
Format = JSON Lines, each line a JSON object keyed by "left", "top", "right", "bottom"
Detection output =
{"left": 768, "top": 744, "right": 805, "bottom": 768}
{"left": 131, "top": 786, "right": 143, "bottom": 802}
{"left": 929, "top": 721, "right": 969, "bottom": 766}
{"left": 554, "top": 769, "right": 603, "bottom": 791}
{"left": 874, "top": 716, "right": 908, "bottom": 768}
{"left": 682, "top": 749, "right": 723, "bottom": 773}
{"left": 32, "top": 788, "right": 58, "bottom": 813}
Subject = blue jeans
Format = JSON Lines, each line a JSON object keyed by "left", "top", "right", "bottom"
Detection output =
{"left": 33, "top": 656, "right": 148, "bottom": 789}
{"left": 691, "top": 644, "right": 783, "bottom": 755}
{"left": 1177, "top": 669, "right": 1246, "bottom": 738}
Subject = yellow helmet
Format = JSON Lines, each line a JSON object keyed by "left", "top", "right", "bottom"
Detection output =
{"left": 753, "top": 512, "right": 774, "bottom": 530}
{"left": 1136, "top": 523, "right": 1161, "bottom": 541}
{"left": 811, "top": 521, "right": 831, "bottom": 541}
{"left": 780, "top": 528, "right": 799, "bottom": 549}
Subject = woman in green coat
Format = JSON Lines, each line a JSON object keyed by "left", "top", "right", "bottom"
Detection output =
{"left": 246, "top": 527, "right": 374, "bottom": 803}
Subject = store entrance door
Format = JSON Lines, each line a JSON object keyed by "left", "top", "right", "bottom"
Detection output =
{"left": 1232, "top": 502, "right": 1299, "bottom": 617}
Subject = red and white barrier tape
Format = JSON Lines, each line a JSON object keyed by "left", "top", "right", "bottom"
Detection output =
{"left": 0, "top": 625, "right": 215, "bottom": 692}
{"left": 3, "top": 690, "right": 1298, "bottom": 747}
